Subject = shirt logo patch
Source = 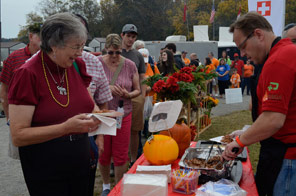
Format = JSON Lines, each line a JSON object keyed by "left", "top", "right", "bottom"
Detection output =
{"left": 262, "top": 90, "right": 282, "bottom": 102}
{"left": 268, "top": 82, "right": 279, "bottom": 91}
{"left": 263, "top": 91, "right": 268, "bottom": 102}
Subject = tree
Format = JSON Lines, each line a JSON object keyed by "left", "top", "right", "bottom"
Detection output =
{"left": 286, "top": 0, "right": 296, "bottom": 25}
{"left": 98, "top": 0, "right": 121, "bottom": 37}
{"left": 17, "top": 12, "right": 44, "bottom": 44}
{"left": 69, "top": 0, "right": 101, "bottom": 38}
{"left": 99, "top": 0, "right": 174, "bottom": 40}
{"left": 39, "top": 0, "right": 70, "bottom": 18}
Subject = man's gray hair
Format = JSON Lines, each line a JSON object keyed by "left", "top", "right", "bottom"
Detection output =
{"left": 40, "top": 12, "right": 87, "bottom": 53}
{"left": 132, "top": 40, "right": 145, "bottom": 50}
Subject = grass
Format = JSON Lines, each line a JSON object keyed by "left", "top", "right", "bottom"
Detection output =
{"left": 93, "top": 110, "right": 260, "bottom": 195}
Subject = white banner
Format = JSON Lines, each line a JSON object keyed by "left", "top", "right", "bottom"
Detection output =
{"left": 248, "top": 0, "right": 285, "bottom": 36}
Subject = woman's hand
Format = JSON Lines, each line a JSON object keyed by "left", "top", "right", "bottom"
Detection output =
{"left": 109, "top": 85, "right": 123, "bottom": 97}
{"left": 115, "top": 84, "right": 130, "bottom": 99}
{"left": 95, "top": 134, "right": 104, "bottom": 156}
{"left": 62, "top": 114, "right": 101, "bottom": 134}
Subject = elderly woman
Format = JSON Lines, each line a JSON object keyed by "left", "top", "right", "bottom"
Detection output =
{"left": 8, "top": 13, "right": 101, "bottom": 195}
{"left": 98, "top": 34, "right": 140, "bottom": 196}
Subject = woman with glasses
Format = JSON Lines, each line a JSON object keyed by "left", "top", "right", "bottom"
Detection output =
{"left": 8, "top": 13, "right": 101, "bottom": 195}
{"left": 98, "top": 34, "right": 140, "bottom": 196}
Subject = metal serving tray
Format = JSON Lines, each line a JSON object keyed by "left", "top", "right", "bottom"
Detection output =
{"left": 179, "top": 143, "right": 244, "bottom": 184}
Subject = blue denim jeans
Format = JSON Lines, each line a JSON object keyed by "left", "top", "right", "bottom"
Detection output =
{"left": 273, "top": 159, "right": 296, "bottom": 196}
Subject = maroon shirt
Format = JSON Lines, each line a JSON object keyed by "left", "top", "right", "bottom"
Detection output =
{"left": 8, "top": 51, "right": 94, "bottom": 129}
{"left": 0, "top": 45, "right": 32, "bottom": 85}
{"left": 231, "top": 59, "right": 244, "bottom": 77}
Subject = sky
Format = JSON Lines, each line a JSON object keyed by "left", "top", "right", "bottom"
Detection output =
{"left": 2, "top": 0, "right": 42, "bottom": 39}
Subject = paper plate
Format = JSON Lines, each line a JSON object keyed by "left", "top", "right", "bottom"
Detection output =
{"left": 92, "top": 110, "right": 123, "bottom": 117}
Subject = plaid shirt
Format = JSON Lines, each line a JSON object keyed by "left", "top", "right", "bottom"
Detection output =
{"left": 82, "top": 51, "right": 112, "bottom": 105}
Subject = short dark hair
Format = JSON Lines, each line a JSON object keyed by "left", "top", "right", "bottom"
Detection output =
{"left": 165, "top": 43, "right": 176, "bottom": 53}
{"left": 205, "top": 57, "right": 211, "bottom": 65}
{"left": 229, "top": 11, "right": 273, "bottom": 36}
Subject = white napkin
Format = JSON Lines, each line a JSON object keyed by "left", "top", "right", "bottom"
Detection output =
{"left": 87, "top": 114, "right": 117, "bottom": 136}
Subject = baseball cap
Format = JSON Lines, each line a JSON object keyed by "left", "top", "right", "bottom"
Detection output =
{"left": 234, "top": 53, "right": 239, "bottom": 57}
{"left": 122, "top": 24, "right": 138, "bottom": 34}
{"left": 138, "top": 48, "right": 149, "bottom": 63}
{"left": 182, "top": 51, "right": 187, "bottom": 54}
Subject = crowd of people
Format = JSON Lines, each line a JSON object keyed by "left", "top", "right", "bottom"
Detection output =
{"left": 1, "top": 11, "right": 296, "bottom": 196}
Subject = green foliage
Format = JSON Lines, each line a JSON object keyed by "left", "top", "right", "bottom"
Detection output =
{"left": 177, "top": 81, "right": 198, "bottom": 105}
{"left": 142, "top": 74, "right": 164, "bottom": 87}
{"left": 17, "top": 12, "right": 44, "bottom": 43}
{"left": 286, "top": 0, "right": 296, "bottom": 25}
{"left": 17, "top": 0, "right": 296, "bottom": 42}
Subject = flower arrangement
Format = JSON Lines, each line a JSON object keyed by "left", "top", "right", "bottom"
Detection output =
{"left": 143, "top": 66, "right": 217, "bottom": 105}
{"left": 202, "top": 96, "right": 219, "bottom": 118}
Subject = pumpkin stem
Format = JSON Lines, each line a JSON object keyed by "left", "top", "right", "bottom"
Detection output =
{"left": 147, "top": 135, "right": 154, "bottom": 144}
{"left": 168, "top": 130, "right": 172, "bottom": 138}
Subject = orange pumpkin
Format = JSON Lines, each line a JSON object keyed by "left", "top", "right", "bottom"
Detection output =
{"left": 159, "top": 123, "right": 191, "bottom": 158}
{"left": 143, "top": 135, "right": 179, "bottom": 165}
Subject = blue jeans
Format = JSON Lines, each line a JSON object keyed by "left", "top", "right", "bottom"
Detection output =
{"left": 241, "top": 77, "right": 251, "bottom": 95}
{"left": 273, "top": 159, "right": 296, "bottom": 196}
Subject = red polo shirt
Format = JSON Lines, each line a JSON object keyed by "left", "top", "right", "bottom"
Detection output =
{"left": 231, "top": 59, "right": 244, "bottom": 76}
{"left": 0, "top": 45, "right": 32, "bottom": 85}
{"left": 257, "top": 38, "right": 296, "bottom": 159}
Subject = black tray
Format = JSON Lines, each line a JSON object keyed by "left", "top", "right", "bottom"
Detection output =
{"left": 195, "top": 140, "right": 247, "bottom": 162}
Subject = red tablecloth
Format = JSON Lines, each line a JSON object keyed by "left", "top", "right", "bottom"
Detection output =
{"left": 109, "top": 142, "right": 258, "bottom": 196}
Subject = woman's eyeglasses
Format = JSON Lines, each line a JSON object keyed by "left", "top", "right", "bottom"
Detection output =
{"left": 108, "top": 51, "right": 121, "bottom": 55}
{"left": 66, "top": 45, "right": 85, "bottom": 51}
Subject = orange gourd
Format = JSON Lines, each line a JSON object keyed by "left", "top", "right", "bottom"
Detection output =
{"left": 159, "top": 123, "right": 191, "bottom": 158}
{"left": 143, "top": 135, "right": 179, "bottom": 165}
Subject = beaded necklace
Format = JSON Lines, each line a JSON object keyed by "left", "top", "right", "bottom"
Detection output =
{"left": 41, "top": 51, "right": 70, "bottom": 107}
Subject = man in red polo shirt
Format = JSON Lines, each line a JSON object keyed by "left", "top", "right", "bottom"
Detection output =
{"left": 231, "top": 53, "right": 244, "bottom": 77}
{"left": 0, "top": 23, "right": 41, "bottom": 159}
{"left": 0, "top": 23, "right": 41, "bottom": 119}
{"left": 223, "top": 12, "right": 296, "bottom": 196}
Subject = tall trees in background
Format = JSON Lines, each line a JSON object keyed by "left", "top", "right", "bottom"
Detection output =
{"left": 17, "top": 0, "right": 296, "bottom": 43}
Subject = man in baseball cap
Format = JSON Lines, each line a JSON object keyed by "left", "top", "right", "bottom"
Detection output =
{"left": 120, "top": 23, "right": 146, "bottom": 183}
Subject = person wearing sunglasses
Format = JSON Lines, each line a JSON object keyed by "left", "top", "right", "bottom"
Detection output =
{"left": 223, "top": 12, "right": 296, "bottom": 196}
{"left": 98, "top": 34, "right": 140, "bottom": 196}
{"left": 282, "top": 23, "right": 296, "bottom": 44}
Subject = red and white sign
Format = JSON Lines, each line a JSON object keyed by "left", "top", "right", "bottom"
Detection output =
{"left": 257, "top": 1, "right": 271, "bottom": 16}
{"left": 248, "top": 0, "right": 285, "bottom": 36}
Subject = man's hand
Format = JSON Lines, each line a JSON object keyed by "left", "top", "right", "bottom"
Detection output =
{"left": 222, "top": 141, "right": 243, "bottom": 160}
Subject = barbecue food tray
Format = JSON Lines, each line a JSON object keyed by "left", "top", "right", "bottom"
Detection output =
{"left": 179, "top": 140, "right": 243, "bottom": 184}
